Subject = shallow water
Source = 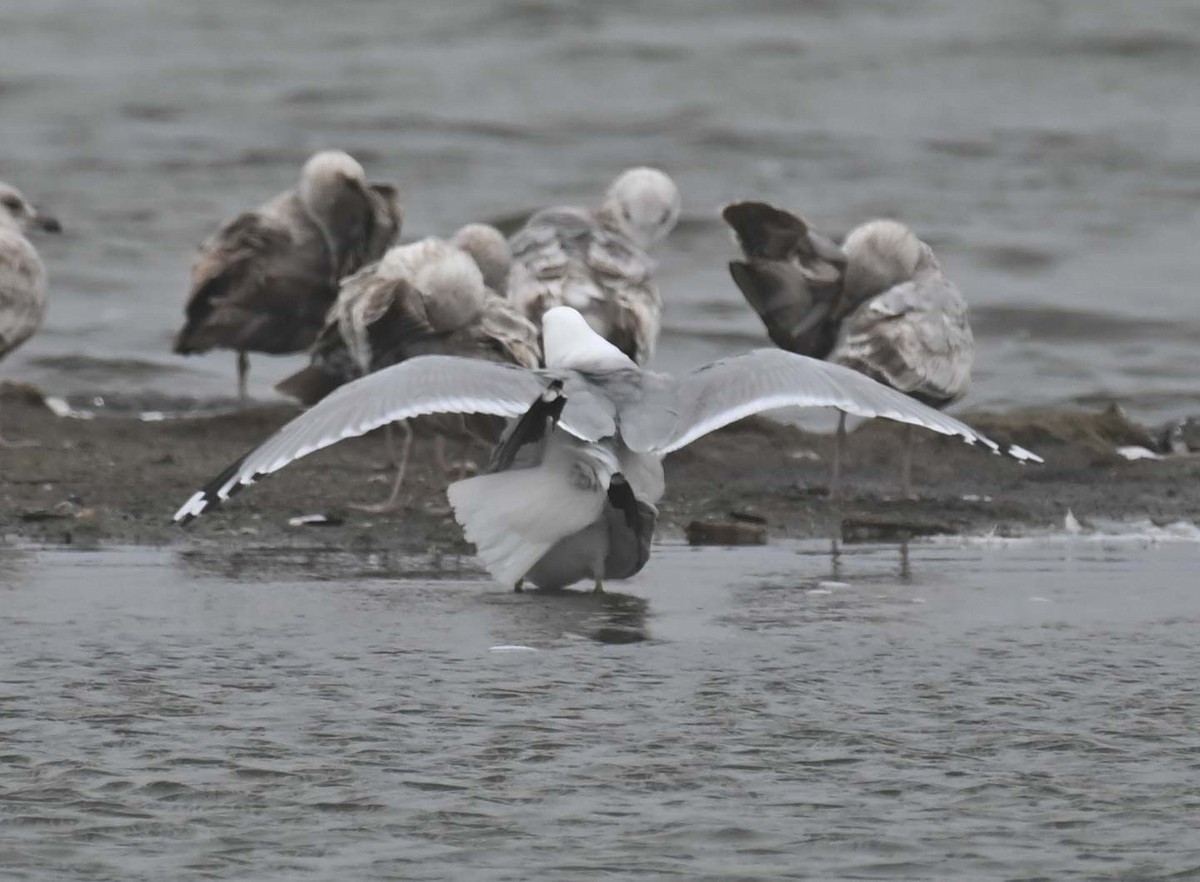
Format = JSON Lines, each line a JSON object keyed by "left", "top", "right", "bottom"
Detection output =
{"left": 3, "top": 540, "right": 1199, "bottom": 880}
{"left": 3, "top": 0, "right": 1199, "bottom": 421}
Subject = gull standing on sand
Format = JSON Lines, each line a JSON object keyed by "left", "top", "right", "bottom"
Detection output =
{"left": 276, "top": 223, "right": 541, "bottom": 511}
{"left": 508, "top": 167, "right": 681, "bottom": 365}
{"left": 725, "top": 202, "right": 974, "bottom": 498}
{"left": 173, "top": 150, "right": 403, "bottom": 401}
{"left": 0, "top": 181, "right": 61, "bottom": 446}
{"left": 175, "top": 307, "right": 1037, "bottom": 592}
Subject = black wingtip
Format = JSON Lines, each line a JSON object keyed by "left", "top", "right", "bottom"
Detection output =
{"left": 488, "top": 380, "right": 567, "bottom": 473}
{"left": 606, "top": 474, "right": 641, "bottom": 533}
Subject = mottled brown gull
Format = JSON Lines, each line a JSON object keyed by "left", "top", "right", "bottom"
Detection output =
{"left": 173, "top": 150, "right": 403, "bottom": 401}
{"left": 175, "top": 308, "right": 1037, "bottom": 592}
{"left": 0, "top": 181, "right": 61, "bottom": 446}
{"left": 726, "top": 202, "right": 974, "bottom": 498}
{"left": 508, "top": 167, "right": 680, "bottom": 365}
{"left": 276, "top": 223, "right": 540, "bottom": 511}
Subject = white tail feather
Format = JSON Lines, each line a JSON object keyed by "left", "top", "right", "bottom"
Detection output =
{"left": 447, "top": 462, "right": 608, "bottom": 589}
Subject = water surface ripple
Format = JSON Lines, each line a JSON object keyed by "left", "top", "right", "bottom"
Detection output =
{"left": 2, "top": 542, "right": 1199, "bottom": 879}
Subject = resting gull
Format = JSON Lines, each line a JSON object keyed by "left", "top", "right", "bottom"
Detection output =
{"left": 174, "top": 307, "right": 1039, "bottom": 592}
{"left": 508, "top": 167, "right": 680, "bottom": 365}
{"left": 173, "top": 150, "right": 403, "bottom": 401}
{"left": 0, "top": 181, "right": 61, "bottom": 446}
{"left": 275, "top": 223, "right": 540, "bottom": 511}
{"left": 726, "top": 202, "right": 974, "bottom": 498}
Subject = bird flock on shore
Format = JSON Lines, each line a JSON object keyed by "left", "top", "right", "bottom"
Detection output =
{"left": 0, "top": 151, "right": 1040, "bottom": 591}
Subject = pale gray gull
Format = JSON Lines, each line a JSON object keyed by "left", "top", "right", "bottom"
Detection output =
{"left": 726, "top": 202, "right": 974, "bottom": 498}
{"left": 0, "top": 181, "right": 62, "bottom": 446}
{"left": 174, "top": 306, "right": 1039, "bottom": 592}
{"left": 508, "top": 167, "right": 680, "bottom": 365}
{"left": 173, "top": 150, "right": 403, "bottom": 401}
{"left": 275, "top": 223, "right": 540, "bottom": 511}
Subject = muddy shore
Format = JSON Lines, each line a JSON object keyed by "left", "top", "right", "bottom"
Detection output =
{"left": 3, "top": 384, "right": 1198, "bottom": 567}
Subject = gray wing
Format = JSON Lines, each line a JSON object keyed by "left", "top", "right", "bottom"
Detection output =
{"left": 831, "top": 273, "right": 973, "bottom": 407}
{"left": 175, "top": 357, "right": 617, "bottom": 522}
{"left": 619, "top": 348, "right": 1040, "bottom": 462}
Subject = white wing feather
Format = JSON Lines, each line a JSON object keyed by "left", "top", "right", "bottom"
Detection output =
{"left": 621, "top": 349, "right": 1040, "bottom": 462}
{"left": 174, "top": 357, "right": 550, "bottom": 522}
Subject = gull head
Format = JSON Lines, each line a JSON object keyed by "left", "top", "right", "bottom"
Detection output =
{"left": 601, "top": 167, "right": 681, "bottom": 250}
{"left": 0, "top": 181, "right": 61, "bottom": 234}
{"left": 841, "top": 219, "right": 931, "bottom": 299}
{"left": 542, "top": 306, "right": 638, "bottom": 372}
{"left": 452, "top": 223, "right": 512, "bottom": 294}
{"left": 298, "top": 150, "right": 369, "bottom": 219}
{"left": 415, "top": 243, "right": 486, "bottom": 332}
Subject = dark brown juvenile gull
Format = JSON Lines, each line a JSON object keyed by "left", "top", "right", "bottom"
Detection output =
{"left": 174, "top": 150, "right": 403, "bottom": 401}
{"left": 276, "top": 224, "right": 540, "bottom": 511}
{"left": 508, "top": 167, "right": 681, "bottom": 365}
{"left": 726, "top": 203, "right": 974, "bottom": 498}
{"left": 0, "top": 181, "right": 61, "bottom": 446}
{"left": 175, "top": 308, "right": 1038, "bottom": 593}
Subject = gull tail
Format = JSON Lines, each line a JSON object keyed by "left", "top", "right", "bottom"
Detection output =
{"left": 448, "top": 460, "right": 608, "bottom": 589}
{"left": 722, "top": 202, "right": 846, "bottom": 359}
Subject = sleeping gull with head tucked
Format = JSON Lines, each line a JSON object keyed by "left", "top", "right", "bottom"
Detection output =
{"left": 173, "top": 150, "right": 403, "bottom": 401}
{"left": 174, "top": 306, "right": 1039, "bottom": 591}
{"left": 1, "top": 180, "right": 61, "bottom": 446}
{"left": 507, "top": 167, "right": 681, "bottom": 365}
{"left": 725, "top": 202, "right": 975, "bottom": 499}
{"left": 275, "top": 222, "right": 540, "bottom": 511}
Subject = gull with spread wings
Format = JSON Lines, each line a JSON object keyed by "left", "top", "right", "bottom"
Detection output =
{"left": 175, "top": 307, "right": 1039, "bottom": 591}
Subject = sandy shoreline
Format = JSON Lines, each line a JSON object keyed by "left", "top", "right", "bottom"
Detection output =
{"left": 3, "top": 384, "right": 1198, "bottom": 565}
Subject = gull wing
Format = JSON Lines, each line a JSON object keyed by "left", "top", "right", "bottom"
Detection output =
{"left": 619, "top": 348, "right": 1041, "bottom": 462}
{"left": 173, "top": 357, "right": 599, "bottom": 523}
{"left": 831, "top": 275, "right": 974, "bottom": 407}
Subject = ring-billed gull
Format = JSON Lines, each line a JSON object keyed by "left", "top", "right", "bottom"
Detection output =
{"left": 726, "top": 202, "right": 974, "bottom": 498}
{"left": 508, "top": 167, "right": 680, "bottom": 365}
{"left": 173, "top": 151, "right": 403, "bottom": 401}
{"left": 276, "top": 223, "right": 540, "bottom": 511}
{"left": 0, "top": 181, "right": 61, "bottom": 447}
{"left": 174, "top": 307, "right": 1038, "bottom": 591}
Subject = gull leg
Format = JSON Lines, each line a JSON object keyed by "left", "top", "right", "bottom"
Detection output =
{"left": 455, "top": 435, "right": 476, "bottom": 480}
{"left": 592, "top": 579, "right": 604, "bottom": 594}
{"left": 514, "top": 579, "right": 525, "bottom": 594}
{"left": 829, "top": 411, "right": 847, "bottom": 499}
{"left": 434, "top": 434, "right": 450, "bottom": 476}
{"left": 900, "top": 423, "right": 916, "bottom": 500}
{"left": 350, "top": 421, "right": 413, "bottom": 513}
{"left": 236, "top": 351, "right": 249, "bottom": 404}
{"left": 383, "top": 423, "right": 400, "bottom": 467}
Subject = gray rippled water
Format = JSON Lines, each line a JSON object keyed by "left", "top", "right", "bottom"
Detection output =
{"left": 2, "top": 0, "right": 1199, "bottom": 420}
{"left": 2, "top": 541, "right": 1200, "bottom": 880}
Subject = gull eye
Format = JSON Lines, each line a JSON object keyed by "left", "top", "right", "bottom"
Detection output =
{"left": 1, "top": 196, "right": 21, "bottom": 212}
{"left": 658, "top": 208, "right": 672, "bottom": 225}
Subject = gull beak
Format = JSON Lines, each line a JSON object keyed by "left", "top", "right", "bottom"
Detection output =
{"left": 33, "top": 209, "right": 62, "bottom": 233}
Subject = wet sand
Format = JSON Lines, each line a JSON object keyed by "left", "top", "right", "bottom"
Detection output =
{"left": 3, "top": 384, "right": 1197, "bottom": 564}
